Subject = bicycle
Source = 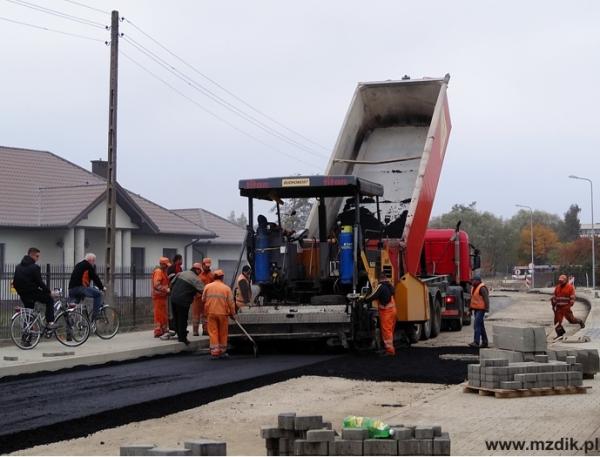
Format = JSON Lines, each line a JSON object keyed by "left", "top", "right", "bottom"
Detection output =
{"left": 71, "top": 289, "right": 120, "bottom": 340}
{"left": 10, "top": 288, "right": 91, "bottom": 350}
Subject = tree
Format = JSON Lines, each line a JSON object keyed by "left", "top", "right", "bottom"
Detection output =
{"left": 271, "top": 198, "right": 315, "bottom": 232}
{"left": 560, "top": 204, "right": 581, "bottom": 242}
{"left": 227, "top": 211, "right": 248, "bottom": 228}
{"left": 519, "top": 224, "right": 560, "bottom": 264}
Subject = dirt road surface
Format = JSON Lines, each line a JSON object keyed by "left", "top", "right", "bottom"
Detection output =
{"left": 15, "top": 292, "right": 593, "bottom": 456}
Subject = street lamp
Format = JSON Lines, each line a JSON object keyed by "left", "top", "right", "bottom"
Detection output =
{"left": 569, "top": 175, "right": 595, "bottom": 290}
{"left": 516, "top": 204, "right": 535, "bottom": 288}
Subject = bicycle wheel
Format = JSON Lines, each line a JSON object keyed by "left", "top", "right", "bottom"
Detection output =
{"left": 55, "top": 310, "right": 90, "bottom": 347}
{"left": 10, "top": 311, "right": 42, "bottom": 350}
{"left": 95, "top": 305, "right": 120, "bottom": 339}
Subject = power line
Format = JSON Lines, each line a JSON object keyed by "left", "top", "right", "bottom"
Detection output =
{"left": 0, "top": 14, "right": 106, "bottom": 41}
{"left": 122, "top": 17, "right": 330, "bottom": 153}
{"left": 5, "top": 0, "right": 107, "bottom": 29}
{"left": 60, "top": 0, "right": 109, "bottom": 15}
{"left": 122, "top": 34, "right": 327, "bottom": 160}
{"left": 119, "top": 49, "right": 320, "bottom": 172}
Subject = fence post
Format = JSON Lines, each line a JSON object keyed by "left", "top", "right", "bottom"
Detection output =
{"left": 46, "top": 263, "right": 51, "bottom": 289}
{"left": 132, "top": 265, "right": 137, "bottom": 326}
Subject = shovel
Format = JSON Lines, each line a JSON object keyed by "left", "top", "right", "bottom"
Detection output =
{"left": 232, "top": 315, "right": 258, "bottom": 358}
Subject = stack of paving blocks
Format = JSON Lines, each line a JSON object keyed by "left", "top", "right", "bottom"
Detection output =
{"left": 262, "top": 413, "right": 451, "bottom": 456}
{"left": 120, "top": 440, "right": 226, "bottom": 456}
{"left": 468, "top": 357, "right": 584, "bottom": 390}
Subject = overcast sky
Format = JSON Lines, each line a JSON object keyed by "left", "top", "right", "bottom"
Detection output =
{"left": 1, "top": 0, "right": 599, "bottom": 224}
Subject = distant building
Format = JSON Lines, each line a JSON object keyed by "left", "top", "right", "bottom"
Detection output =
{"left": 580, "top": 223, "right": 595, "bottom": 238}
{"left": 0, "top": 146, "right": 244, "bottom": 272}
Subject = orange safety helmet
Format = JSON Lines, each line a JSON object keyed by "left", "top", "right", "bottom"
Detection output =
{"left": 159, "top": 256, "right": 171, "bottom": 266}
{"left": 213, "top": 269, "right": 225, "bottom": 278}
{"left": 202, "top": 257, "right": 212, "bottom": 266}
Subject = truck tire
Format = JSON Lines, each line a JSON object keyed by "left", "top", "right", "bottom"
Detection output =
{"left": 310, "top": 295, "right": 346, "bottom": 306}
{"left": 420, "top": 317, "right": 431, "bottom": 340}
{"left": 408, "top": 324, "right": 421, "bottom": 344}
{"left": 430, "top": 297, "right": 442, "bottom": 338}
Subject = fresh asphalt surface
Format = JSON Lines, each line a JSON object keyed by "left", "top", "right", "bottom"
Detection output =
{"left": 0, "top": 296, "right": 507, "bottom": 453}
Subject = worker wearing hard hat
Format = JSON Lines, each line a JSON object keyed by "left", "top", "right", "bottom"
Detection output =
{"left": 364, "top": 272, "right": 397, "bottom": 356}
{"left": 552, "top": 274, "right": 584, "bottom": 339}
{"left": 152, "top": 257, "right": 172, "bottom": 338}
{"left": 202, "top": 269, "right": 235, "bottom": 359}
{"left": 170, "top": 263, "right": 205, "bottom": 345}
{"left": 191, "top": 258, "right": 215, "bottom": 336}
{"left": 234, "top": 265, "right": 253, "bottom": 311}
{"left": 469, "top": 275, "right": 489, "bottom": 348}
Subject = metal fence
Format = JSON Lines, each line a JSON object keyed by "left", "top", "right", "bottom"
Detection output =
{"left": 0, "top": 264, "right": 156, "bottom": 340}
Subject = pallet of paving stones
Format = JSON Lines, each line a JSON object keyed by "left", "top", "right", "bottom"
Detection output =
{"left": 463, "top": 383, "right": 590, "bottom": 398}
{"left": 261, "top": 412, "right": 451, "bottom": 456}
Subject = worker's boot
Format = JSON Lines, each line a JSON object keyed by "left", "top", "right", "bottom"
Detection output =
{"left": 554, "top": 325, "right": 566, "bottom": 340}
{"left": 579, "top": 320, "right": 586, "bottom": 329}
{"left": 480, "top": 341, "right": 489, "bottom": 349}
{"left": 192, "top": 323, "right": 199, "bottom": 337}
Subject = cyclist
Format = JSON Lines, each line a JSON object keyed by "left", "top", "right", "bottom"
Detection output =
{"left": 12, "top": 248, "right": 57, "bottom": 343}
{"left": 68, "top": 253, "right": 106, "bottom": 323}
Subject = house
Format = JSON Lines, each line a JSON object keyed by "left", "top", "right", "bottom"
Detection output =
{"left": 0, "top": 146, "right": 244, "bottom": 273}
{"left": 580, "top": 223, "right": 596, "bottom": 238}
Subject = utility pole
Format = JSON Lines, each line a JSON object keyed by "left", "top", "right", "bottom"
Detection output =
{"left": 104, "top": 10, "right": 119, "bottom": 305}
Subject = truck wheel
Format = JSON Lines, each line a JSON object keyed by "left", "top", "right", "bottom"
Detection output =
{"left": 420, "top": 318, "right": 431, "bottom": 340}
{"left": 451, "top": 305, "right": 464, "bottom": 331}
{"left": 430, "top": 297, "right": 442, "bottom": 338}
{"left": 408, "top": 324, "right": 420, "bottom": 344}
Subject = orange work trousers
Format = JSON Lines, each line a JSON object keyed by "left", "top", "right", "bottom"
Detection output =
{"left": 554, "top": 305, "right": 582, "bottom": 327}
{"left": 207, "top": 314, "right": 229, "bottom": 356}
{"left": 153, "top": 296, "right": 169, "bottom": 337}
{"left": 379, "top": 305, "right": 397, "bottom": 355}
{"left": 191, "top": 294, "right": 205, "bottom": 326}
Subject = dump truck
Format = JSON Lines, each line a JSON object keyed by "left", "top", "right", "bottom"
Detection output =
{"left": 230, "top": 75, "right": 480, "bottom": 349}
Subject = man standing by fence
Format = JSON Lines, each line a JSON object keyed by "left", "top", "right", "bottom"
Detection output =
{"left": 152, "top": 257, "right": 172, "bottom": 338}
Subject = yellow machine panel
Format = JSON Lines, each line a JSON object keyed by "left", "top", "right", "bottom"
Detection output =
{"left": 395, "top": 273, "right": 429, "bottom": 322}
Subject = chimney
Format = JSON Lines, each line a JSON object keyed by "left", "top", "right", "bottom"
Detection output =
{"left": 91, "top": 159, "right": 108, "bottom": 179}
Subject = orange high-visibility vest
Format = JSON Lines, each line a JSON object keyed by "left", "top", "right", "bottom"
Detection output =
{"left": 152, "top": 268, "right": 169, "bottom": 298}
{"left": 553, "top": 283, "right": 575, "bottom": 306}
{"left": 202, "top": 280, "right": 235, "bottom": 316}
{"left": 470, "top": 283, "right": 486, "bottom": 310}
{"left": 235, "top": 274, "right": 251, "bottom": 308}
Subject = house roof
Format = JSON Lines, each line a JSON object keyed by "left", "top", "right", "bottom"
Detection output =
{"left": 172, "top": 208, "right": 245, "bottom": 244}
{"left": 0, "top": 146, "right": 215, "bottom": 237}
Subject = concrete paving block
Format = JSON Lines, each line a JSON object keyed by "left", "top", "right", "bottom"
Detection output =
{"left": 431, "top": 425, "right": 442, "bottom": 437}
{"left": 322, "top": 421, "right": 333, "bottom": 431}
{"left": 524, "top": 381, "right": 538, "bottom": 389}
{"left": 501, "top": 381, "right": 523, "bottom": 390}
{"left": 295, "top": 416, "right": 324, "bottom": 431}
{"left": 414, "top": 426, "right": 434, "bottom": 439}
{"left": 330, "top": 439, "right": 363, "bottom": 456}
{"left": 479, "top": 348, "right": 525, "bottom": 363}
{"left": 294, "top": 440, "right": 328, "bottom": 456}
{"left": 147, "top": 449, "right": 191, "bottom": 456}
{"left": 364, "top": 439, "right": 398, "bottom": 456}
{"left": 391, "top": 427, "right": 413, "bottom": 440}
{"left": 493, "top": 324, "right": 544, "bottom": 352}
{"left": 489, "top": 366, "right": 510, "bottom": 376}
{"left": 433, "top": 433, "right": 451, "bottom": 456}
{"left": 280, "top": 439, "right": 294, "bottom": 455}
{"left": 120, "top": 444, "right": 157, "bottom": 456}
{"left": 279, "top": 413, "right": 297, "bottom": 430}
{"left": 266, "top": 438, "right": 279, "bottom": 452}
{"left": 397, "top": 439, "right": 420, "bottom": 456}
{"left": 184, "top": 440, "right": 226, "bottom": 456}
{"left": 533, "top": 327, "right": 547, "bottom": 352}
{"left": 534, "top": 354, "right": 549, "bottom": 363}
{"left": 515, "top": 373, "right": 536, "bottom": 383}
{"left": 566, "top": 356, "right": 577, "bottom": 365}
{"left": 553, "top": 379, "right": 568, "bottom": 388}
{"left": 341, "top": 428, "right": 369, "bottom": 441}
{"left": 416, "top": 439, "right": 433, "bottom": 455}
{"left": 262, "top": 427, "right": 285, "bottom": 439}
{"left": 481, "top": 358, "right": 509, "bottom": 368}
{"left": 307, "top": 429, "right": 335, "bottom": 443}
{"left": 468, "top": 379, "right": 481, "bottom": 388}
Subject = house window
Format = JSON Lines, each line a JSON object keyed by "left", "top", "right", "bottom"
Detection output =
{"left": 162, "top": 248, "right": 178, "bottom": 262}
{"left": 131, "top": 247, "right": 145, "bottom": 271}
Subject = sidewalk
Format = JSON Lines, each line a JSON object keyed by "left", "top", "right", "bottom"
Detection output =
{"left": 0, "top": 330, "right": 208, "bottom": 379}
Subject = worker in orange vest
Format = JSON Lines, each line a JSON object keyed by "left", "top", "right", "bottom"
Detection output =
{"left": 469, "top": 275, "right": 489, "bottom": 348}
{"left": 234, "top": 265, "right": 253, "bottom": 311}
{"left": 202, "top": 269, "right": 235, "bottom": 359}
{"left": 364, "top": 272, "right": 397, "bottom": 356}
{"left": 191, "top": 258, "right": 215, "bottom": 336}
{"left": 152, "top": 257, "right": 172, "bottom": 338}
{"left": 552, "top": 274, "right": 584, "bottom": 339}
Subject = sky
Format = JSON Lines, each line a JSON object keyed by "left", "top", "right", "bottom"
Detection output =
{"left": 1, "top": 0, "right": 599, "bottom": 224}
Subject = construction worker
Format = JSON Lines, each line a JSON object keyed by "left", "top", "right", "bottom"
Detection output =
{"left": 364, "top": 272, "right": 397, "bottom": 356}
{"left": 191, "top": 257, "right": 214, "bottom": 336}
{"left": 552, "top": 274, "right": 585, "bottom": 339}
{"left": 170, "top": 264, "right": 205, "bottom": 345}
{"left": 202, "top": 269, "right": 235, "bottom": 359}
{"left": 469, "top": 274, "right": 489, "bottom": 348}
{"left": 152, "top": 257, "right": 172, "bottom": 338}
{"left": 234, "top": 265, "right": 253, "bottom": 311}
{"left": 166, "top": 254, "right": 183, "bottom": 334}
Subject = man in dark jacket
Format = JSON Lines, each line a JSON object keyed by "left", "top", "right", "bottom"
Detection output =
{"left": 13, "top": 247, "right": 55, "bottom": 328}
{"left": 170, "top": 264, "right": 205, "bottom": 345}
{"left": 166, "top": 254, "right": 183, "bottom": 335}
{"left": 68, "top": 253, "right": 105, "bottom": 320}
